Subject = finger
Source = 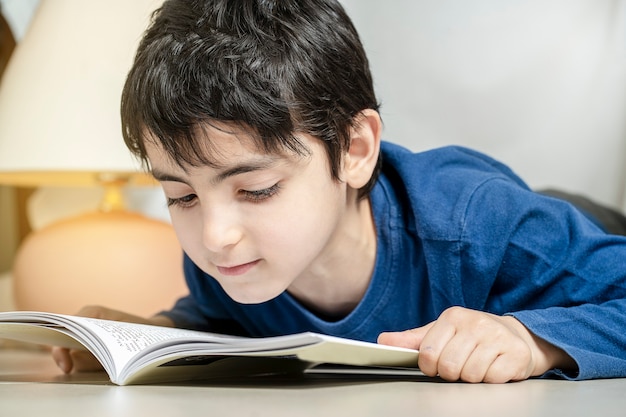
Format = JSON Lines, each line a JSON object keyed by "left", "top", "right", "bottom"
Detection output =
{"left": 377, "top": 322, "right": 434, "bottom": 349}
{"left": 435, "top": 333, "right": 479, "bottom": 382}
{"left": 51, "top": 347, "right": 73, "bottom": 374}
{"left": 481, "top": 354, "right": 524, "bottom": 383}
{"left": 482, "top": 345, "right": 533, "bottom": 383}
{"left": 416, "top": 321, "right": 457, "bottom": 378}
{"left": 459, "top": 343, "right": 500, "bottom": 383}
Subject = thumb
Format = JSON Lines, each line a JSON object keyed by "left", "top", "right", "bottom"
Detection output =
{"left": 377, "top": 322, "right": 435, "bottom": 350}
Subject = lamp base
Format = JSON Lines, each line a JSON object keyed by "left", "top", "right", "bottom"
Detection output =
{"left": 13, "top": 210, "right": 187, "bottom": 316}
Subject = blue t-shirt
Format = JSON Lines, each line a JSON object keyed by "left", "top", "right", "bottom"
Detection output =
{"left": 161, "top": 141, "right": 626, "bottom": 380}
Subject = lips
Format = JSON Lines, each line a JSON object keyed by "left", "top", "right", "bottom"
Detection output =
{"left": 216, "top": 259, "right": 261, "bottom": 276}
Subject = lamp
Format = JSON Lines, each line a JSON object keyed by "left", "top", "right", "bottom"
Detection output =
{"left": 0, "top": 0, "right": 188, "bottom": 316}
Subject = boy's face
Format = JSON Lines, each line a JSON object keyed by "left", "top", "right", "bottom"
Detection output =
{"left": 146, "top": 123, "right": 353, "bottom": 304}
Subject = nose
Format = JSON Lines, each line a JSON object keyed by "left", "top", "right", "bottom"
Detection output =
{"left": 201, "top": 204, "right": 242, "bottom": 252}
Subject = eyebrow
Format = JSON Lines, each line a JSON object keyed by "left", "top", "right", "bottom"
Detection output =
{"left": 151, "top": 157, "right": 280, "bottom": 185}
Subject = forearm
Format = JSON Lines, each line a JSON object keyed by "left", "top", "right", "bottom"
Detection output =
{"left": 155, "top": 294, "right": 212, "bottom": 331}
{"left": 148, "top": 314, "right": 175, "bottom": 328}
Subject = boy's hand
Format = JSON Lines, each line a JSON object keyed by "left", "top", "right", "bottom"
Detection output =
{"left": 51, "top": 305, "right": 174, "bottom": 374}
{"left": 378, "top": 306, "right": 575, "bottom": 383}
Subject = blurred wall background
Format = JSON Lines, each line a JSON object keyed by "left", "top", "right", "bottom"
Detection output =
{"left": 342, "top": 0, "right": 626, "bottom": 209}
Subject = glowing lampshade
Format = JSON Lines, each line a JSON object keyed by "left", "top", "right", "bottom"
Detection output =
{"left": 0, "top": 0, "right": 188, "bottom": 316}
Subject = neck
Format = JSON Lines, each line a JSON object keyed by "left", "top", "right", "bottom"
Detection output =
{"left": 287, "top": 195, "right": 377, "bottom": 319}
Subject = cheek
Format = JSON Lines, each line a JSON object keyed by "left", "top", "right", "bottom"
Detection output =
{"left": 169, "top": 210, "right": 201, "bottom": 255}
{"left": 256, "top": 184, "right": 345, "bottom": 249}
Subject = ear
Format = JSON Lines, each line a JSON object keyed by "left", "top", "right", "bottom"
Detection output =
{"left": 342, "top": 109, "right": 382, "bottom": 189}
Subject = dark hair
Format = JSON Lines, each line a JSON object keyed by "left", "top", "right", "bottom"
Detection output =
{"left": 121, "top": 0, "right": 381, "bottom": 198}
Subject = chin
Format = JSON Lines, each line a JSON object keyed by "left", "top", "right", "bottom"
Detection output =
{"left": 223, "top": 286, "right": 284, "bottom": 305}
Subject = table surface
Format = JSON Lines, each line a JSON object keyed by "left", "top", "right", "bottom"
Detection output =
{"left": 1, "top": 348, "right": 626, "bottom": 417}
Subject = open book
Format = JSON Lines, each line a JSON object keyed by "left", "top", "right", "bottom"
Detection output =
{"left": 0, "top": 311, "right": 420, "bottom": 385}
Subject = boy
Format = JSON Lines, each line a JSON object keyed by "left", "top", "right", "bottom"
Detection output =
{"left": 53, "top": 0, "right": 626, "bottom": 383}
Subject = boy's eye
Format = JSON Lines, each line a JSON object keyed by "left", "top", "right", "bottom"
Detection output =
{"left": 167, "top": 194, "right": 197, "bottom": 208}
{"left": 241, "top": 183, "right": 281, "bottom": 202}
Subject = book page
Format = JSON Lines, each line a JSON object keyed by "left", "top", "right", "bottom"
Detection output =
{"left": 0, "top": 323, "right": 84, "bottom": 350}
{"left": 70, "top": 317, "right": 242, "bottom": 376}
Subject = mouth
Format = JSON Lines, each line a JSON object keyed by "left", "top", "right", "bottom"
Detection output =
{"left": 216, "top": 259, "right": 261, "bottom": 276}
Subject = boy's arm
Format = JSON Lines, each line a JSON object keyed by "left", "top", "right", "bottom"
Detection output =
{"left": 387, "top": 148, "right": 626, "bottom": 382}
{"left": 68, "top": 305, "right": 175, "bottom": 327}
{"left": 378, "top": 306, "right": 576, "bottom": 383}
{"left": 449, "top": 177, "right": 626, "bottom": 381}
